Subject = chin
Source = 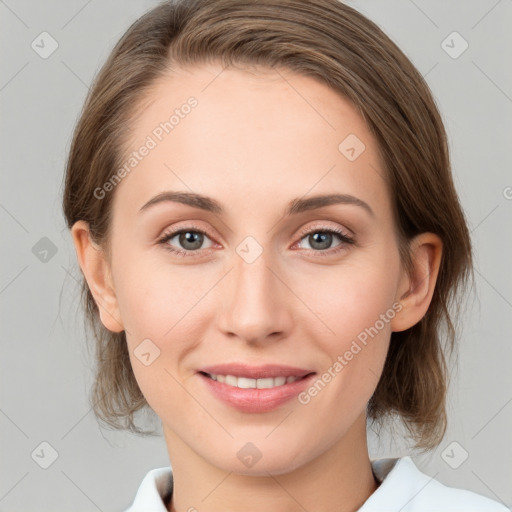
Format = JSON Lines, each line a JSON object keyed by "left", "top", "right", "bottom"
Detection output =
{"left": 204, "top": 437, "right": 315, "bottom": 477}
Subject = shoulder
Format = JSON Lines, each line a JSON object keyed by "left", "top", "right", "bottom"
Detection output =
{"left": 360, "top": 456, "right": 509, "bottom": 511}
{"left": 123, "top": 466, "right": 173, "bottom": 512}
{"left": 122, "top": 459, "right": 509, "bottom": 512}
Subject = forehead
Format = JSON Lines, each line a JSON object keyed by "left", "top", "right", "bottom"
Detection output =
{"left": 112, "top": 63, "right": 389, "bottom": 222}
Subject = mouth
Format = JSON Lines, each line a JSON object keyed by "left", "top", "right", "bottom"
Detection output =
{"left": 199, "top": 371, "right": 314, "bottom": 389}
{"left": 197, "top": 363, "right": 317, "bottom": 413}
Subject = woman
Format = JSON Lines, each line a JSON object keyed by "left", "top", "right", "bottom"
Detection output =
{"left": 62, "top": 0, "right": 508, "bottom": 510}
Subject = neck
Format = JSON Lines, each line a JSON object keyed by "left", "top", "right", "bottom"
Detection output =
{"left": 165, "top": 413, "right": 379, "bottom": 512}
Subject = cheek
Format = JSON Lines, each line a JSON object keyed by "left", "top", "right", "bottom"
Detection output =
{"left": 113, "top": 250, "right": 211, "bottom": 340}
{"left": 112, "top": 254, "right": 221, "bottom": 402}
{"left": 294, "top": 252, "right": 399, "bottom": 401}
{"left": 115, "top": 261, "right": 211, "bottom": 411}
{"left": 298, "top": 254, "right": 400, "bottom": 343}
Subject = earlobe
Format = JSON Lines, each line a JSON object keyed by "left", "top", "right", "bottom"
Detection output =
{"left": 391, "top": 233, "right": 443, "bottom": 332}
{"left": 70, "top": 220, "right": 124, "bottom": 333}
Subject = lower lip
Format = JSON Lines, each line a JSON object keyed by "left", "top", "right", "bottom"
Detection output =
{"left": 198, "top": 372, "right": 316, "bottom": 413}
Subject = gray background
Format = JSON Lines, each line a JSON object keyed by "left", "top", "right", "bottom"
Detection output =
{"left": 1, "top": 0, "right": 511, "bottom": 510}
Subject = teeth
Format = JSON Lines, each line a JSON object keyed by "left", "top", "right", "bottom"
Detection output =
{"left": 207, "top": 374, "right": 300, "bottom": 388}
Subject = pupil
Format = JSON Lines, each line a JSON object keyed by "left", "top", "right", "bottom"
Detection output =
{"left": 310, "top": 232, "right": 332, "bottom": 250}
{"left": 180, "top": 231, "right": 203, "bottom": 250}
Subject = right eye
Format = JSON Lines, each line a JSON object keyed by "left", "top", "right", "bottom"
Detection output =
{"left": 157, "top": 227, "right": 216, "bottom": 257}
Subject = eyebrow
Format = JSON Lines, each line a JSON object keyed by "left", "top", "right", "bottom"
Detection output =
{"left": 138, "top": 191, "right": 375, "bottom": 218}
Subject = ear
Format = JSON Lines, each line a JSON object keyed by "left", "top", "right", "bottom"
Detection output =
{"left": 391, "top": 232, "right": 443, "bottom": 332}
{"left": 70, "top": 220, "right": 124, "bottom": 333}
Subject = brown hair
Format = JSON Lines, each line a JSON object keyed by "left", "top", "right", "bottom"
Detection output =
{"left": 62, "top": 0, "right": 473, "bottom": 450}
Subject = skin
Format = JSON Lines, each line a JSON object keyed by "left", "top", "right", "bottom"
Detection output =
{"left": 72, "top": 63, "right": 442, "bottom": 512}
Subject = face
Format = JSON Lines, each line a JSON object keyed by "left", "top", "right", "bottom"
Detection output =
{"left": 99, "top": 63, "right": 407, "bottom": 475}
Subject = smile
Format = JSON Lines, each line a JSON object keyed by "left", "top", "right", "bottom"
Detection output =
{"left": 204, "top": 373, "right": 304, "bottom": 389}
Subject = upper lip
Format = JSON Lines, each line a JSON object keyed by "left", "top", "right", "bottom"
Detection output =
{"left": 199, "top": 363, "right": 315, "bottom": 380}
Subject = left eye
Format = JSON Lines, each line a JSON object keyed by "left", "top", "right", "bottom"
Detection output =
{"left": 296, "top": 228, "right": 354, "bottom": 252}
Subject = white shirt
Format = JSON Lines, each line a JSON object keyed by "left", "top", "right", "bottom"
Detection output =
{"left": 124, "top": 456, "right": 508, "bottom": 511}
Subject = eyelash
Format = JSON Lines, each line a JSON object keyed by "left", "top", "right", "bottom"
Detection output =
{"left": 156, "top": 224, "right": 355, "bottom": 259}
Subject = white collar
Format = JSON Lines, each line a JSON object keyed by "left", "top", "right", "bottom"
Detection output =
{"left": 125, "top": 456, "right": 507, "bottom": 511}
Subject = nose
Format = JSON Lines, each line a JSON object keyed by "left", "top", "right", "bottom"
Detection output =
{"left": 216, "top": 246, "right": 293, "bottom": 345}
